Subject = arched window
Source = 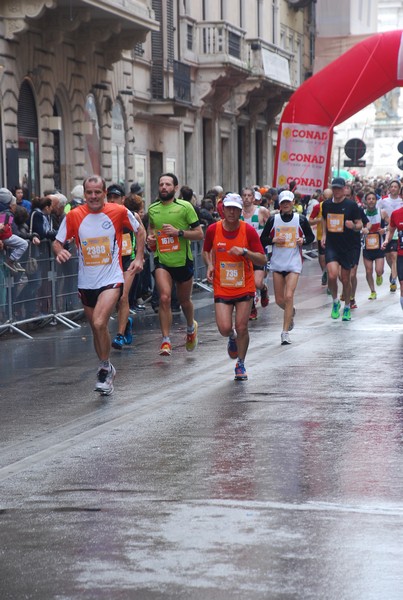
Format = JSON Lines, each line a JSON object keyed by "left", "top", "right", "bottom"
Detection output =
{"left": 17, "top": 80, "right": 39, "bottom": 196}
{"left": 83, "top": 94, "right": 101, "bottom": 176}
{"left": 111, "top": 101, "right": 126, "bottom": 186}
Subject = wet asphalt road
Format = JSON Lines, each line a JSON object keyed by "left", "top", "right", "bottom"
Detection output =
{"left": 1, "top": 259, "right": 403, "bottom": 600}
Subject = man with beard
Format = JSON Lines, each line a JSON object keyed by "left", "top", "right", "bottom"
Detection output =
{"left": 147, "top": 173, "right": 204, "bottom": 356}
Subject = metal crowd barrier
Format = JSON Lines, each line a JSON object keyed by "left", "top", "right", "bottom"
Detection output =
{"left": 0, "top": 239, "right": 211, "bottom": 339}
{"left": 191, "top": 238, "right": 213, "bottom": 292}
{"left": 0, "top": 240, "right": 83, "bottom": 340}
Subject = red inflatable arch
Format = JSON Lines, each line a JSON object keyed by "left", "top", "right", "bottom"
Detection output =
{"left": 273, "top": 29, "right": 403, "bottom": 195}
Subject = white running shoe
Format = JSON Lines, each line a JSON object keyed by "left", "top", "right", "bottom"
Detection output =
{"left": 281, "top": 332, "right": 291, "bottom": 345}
{"left": 94, "top": 364, "right": 116, "bottom": 395}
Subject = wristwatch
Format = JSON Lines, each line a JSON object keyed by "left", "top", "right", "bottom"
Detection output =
{"left": 178, "top": 229, "right": 184, "bottom": 237}
{"left": 242, "top": 248, "right": 248, "bottom": 256}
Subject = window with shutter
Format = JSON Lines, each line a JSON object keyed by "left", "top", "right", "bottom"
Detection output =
{"left": 151, "top": 0, "right": 164, "bottom": 99}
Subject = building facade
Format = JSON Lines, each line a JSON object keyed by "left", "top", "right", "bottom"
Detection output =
{"left": 315, "top": 0, "right": 403, "bottom": 179}
{"left": 0, "top": 1, "right": 315, "bottom": 203}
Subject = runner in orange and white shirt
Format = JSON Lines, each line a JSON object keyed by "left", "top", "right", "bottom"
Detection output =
{"left": 53, "top": 175, "right": 145, "bottom": 396}
{"left": 203, "top": 193, "right": 266, "bottom": 381}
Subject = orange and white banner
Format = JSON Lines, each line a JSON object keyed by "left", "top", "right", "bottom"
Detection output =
{"left": 276, "top": 123, "right": 330, "bottom": 195}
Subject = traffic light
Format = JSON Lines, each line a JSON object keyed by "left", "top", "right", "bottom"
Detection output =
{"left": 397, "top": 141, "right": 403, "bottom": 170}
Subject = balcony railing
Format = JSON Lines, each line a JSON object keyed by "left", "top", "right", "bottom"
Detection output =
{"left": 247, "top": 38, "right": 295, "bottom": 87}
{"left": 196, "top": 21, "right": 247, "bottom": 66}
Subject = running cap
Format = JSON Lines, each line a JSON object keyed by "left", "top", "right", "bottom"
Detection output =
{"left": 279, "top": 190, "right": 295, "bottom": 203}
{"left": 107, "top": 184, "right": 125, "bottom": 197}
{"left": 223, "top": 193, "right": 243, "bottom": 209}
{"left": 331, "top": 177, "right": 345, "bottom": 188}
{"left": 254, "top": 191, "right": 262, "bottom": 202}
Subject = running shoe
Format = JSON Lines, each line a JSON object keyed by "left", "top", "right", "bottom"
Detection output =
{"left": 112, "top": 333, "right": 125, "bottom": 350}
{"left": 124, "top": 316, "right": 134, "bottom": 345}
{"left": 281, "top": 332, "right": 291, "bottom": 345}
{"left": 350, "top": 298, "right": 358, "bottom": 309}
{"left": 94, "top": 364, "right": 116, "bottom": 395}
{"left": 249, "top": 304, "right": 258, "bottom": 320}
{"left": 376, "top": 275, "right": 383, "bottom": 286}
{"left": 390, "top": 279, "right": 397, "bottom": 292}
{"left": 227, "top": 336, "right": 238, "bottom": 359}
{"left": 186, "top": 320, "right": 198, "bottom": 352}
{"left": 289, "top": 306, "right": 296, "bottom": 331}
{"left": 159, "top": 341, "right": 172, "bottom": 356}
{"left": 331, "top": 300, "right": 341, "bottom": 319}
{"left": 321, "top": 270, "right": 328, "bottom": 286}
{"left": 234, "top": 360, "right": 248, "bottom": 381}
{"left": 132, "top": 304, "right": 146, "bottom": 313}
{"left": 260, "top": 284, "right": 269, "bottom": 307}
{"left": 368, "top": 291, "right": 377, "bottom": 300}
{"left": 342, "top": 306, "right": 351, "bottom": 321}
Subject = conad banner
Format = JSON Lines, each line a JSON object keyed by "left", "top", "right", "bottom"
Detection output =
{"left": 273, "top": 30, "right": 403, "bottom": 195}
{"left": 276, "top": 123, "right": 329, "bottom": 195}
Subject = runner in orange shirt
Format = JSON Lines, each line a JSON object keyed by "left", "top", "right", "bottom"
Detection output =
{"left": 203, "top": 193, "right": 266, "bottom": 381}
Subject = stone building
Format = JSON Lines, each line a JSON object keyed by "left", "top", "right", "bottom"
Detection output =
{"left": 0, "top": 1, "right": 315, "bottom": 203}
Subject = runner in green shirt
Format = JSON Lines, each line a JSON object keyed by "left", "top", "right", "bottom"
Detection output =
{"left": 147, "top": 173, "right": 204, "bottom": 356}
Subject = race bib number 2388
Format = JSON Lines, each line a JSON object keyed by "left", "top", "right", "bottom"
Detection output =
{"left": 81, "top": 236, "right": 112, "bottom": 266}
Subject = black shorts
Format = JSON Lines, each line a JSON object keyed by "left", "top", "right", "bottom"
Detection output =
{"left": 272, "top": 270, "right": 292, "bottom": 278}
{"left": 352, "top": 245, "right": 361, "bottom": 266}
{"left": 253, "top": 264, "right": 265, "bottom": 272}
{"left": 385, "top": 239, "right": 398, "bottom": 253}
{"left": 154, "top": 258, "right": 194, "bottom": 283}
{"left": 325, "top": 246, "right": 355, "bottom": 270}
{"left": 215, "top": 294, "right": 254, "bottom": 305}
{"left": 78, "top": 283, "right": 123, "bottom": 308}
{"left": 363, "top": 248, "right": 385, "bottom": 261}
{"left": 397, "top": 255, "right": 403, "bottom": 282}
{"left": 318, "top": 242, "right": 325, "bottom": 256}
{"left": 122, "top": 255, "right": 133, "bottom": 272}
